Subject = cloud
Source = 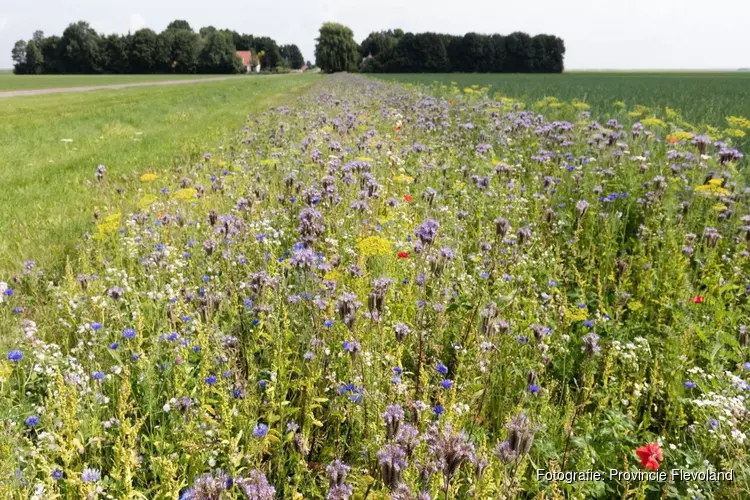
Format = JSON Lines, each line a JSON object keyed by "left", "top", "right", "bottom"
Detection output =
{"left": 0, "top": 18, "right": 8, "bottom": 33}
{"left": 129, "top": 14, "right": 145, "bottom": 32}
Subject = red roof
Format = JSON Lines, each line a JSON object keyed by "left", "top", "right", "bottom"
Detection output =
{"left": 236, "top": 50, "right": 252, "bottom": 66}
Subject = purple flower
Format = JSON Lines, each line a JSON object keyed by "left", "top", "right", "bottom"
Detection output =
{"left": 81, "top": 468, "right": 100, "bottom": 483}
{"left": 7, "top": 350, "right": 22, "bottom": 362}
{"left": 441, "top": 379, "right": 453, "bottom": 389}
{"left": 253, "top": 423, "right": 269, "bottom": 438}
{"left": 51, "top": 469, "right": 63, "bottom": 480}
{"left": 25, "top": 415, "right": 39, "bottom": 427}
{"left": 205, "top": 374, "right": 217, "bottom": 385}
{"left": 684, "top": 381, "right": 697, "bottom": 389}
{"left": 433, "top": 404, "right": 445, "bottom": 416}
{"left": 436, "top": 362, "right": 448, "bottom": 375}
{"left": 91, "top": 322, "right": 102, "bottom": 330}
{"left": 123, "top": 328, "right": 136, "bottom": 339}
{"left": 528, "top": 384, "right": 540, "bottom": 393}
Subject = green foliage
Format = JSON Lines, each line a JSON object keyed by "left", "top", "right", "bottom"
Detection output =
{"left": 198, "top": 31, "right": 243, "bottom": 74}
{"left": 10, "top": 20, "right": 292, "bottom": 75}
{"left": 280, "top": 44, "right": 305, "bottom": 70}
{"left": 314, "top": 22, "right": 359, "bottom": 73}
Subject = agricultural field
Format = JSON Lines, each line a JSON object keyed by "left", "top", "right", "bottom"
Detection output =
{"left": 0, "top": 74, "right": 236, "bottom": 92}
{"left": 0, "top": 74, "right": 315, "bottom": 275}
{"left": 379, "top": 72, "right": 750, "bottom": 150}
{"left": 0, "top": 72, "right": 749, "bottom": 500}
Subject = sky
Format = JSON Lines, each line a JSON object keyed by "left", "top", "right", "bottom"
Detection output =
{"left": 1, "top": 0, "right": 749, "bottom": 70}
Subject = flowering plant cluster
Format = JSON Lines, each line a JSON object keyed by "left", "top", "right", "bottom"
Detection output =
{"left": 0, "top": 74, "right": 748, "bottom": 499}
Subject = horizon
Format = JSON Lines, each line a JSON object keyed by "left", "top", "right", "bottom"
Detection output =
{"left": 1, "top": 0, "right": 749, "bottom": 71}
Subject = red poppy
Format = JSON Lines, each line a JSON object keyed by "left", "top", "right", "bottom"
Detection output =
{"left": 636, "top": 442, "right": 663, "bottom": 470}
{"left": 691, "top": 295, "right": 704, "bottom": 304}
{"left": 667, "top": 136, "right": 679, "bottom": 144}
{"left": 404, "top": 194, "right": 413, "bottom": 203}
{"left": 397, "top": 252, "right": 409, "bottom": 259}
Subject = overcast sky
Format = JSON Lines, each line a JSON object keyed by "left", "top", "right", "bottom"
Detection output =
{"left": 1, "top": 0, "right": 749, "bottom": 70}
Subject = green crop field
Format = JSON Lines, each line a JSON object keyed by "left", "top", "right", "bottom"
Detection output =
{"left": 0, "top": 74, "right": 238, "bottom": 91}
{"left": 0, "top": 74, "right": 316, "bottom": 274}
{"left": 376, "top": 72, "right": 750, "bottom": 148}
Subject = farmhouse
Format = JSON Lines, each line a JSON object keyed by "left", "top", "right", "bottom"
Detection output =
{"left": 236, "top": 50, "right": 260, "bottom": 73}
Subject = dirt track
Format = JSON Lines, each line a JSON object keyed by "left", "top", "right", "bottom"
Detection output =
{"left": 0, "top": 76, "right": 238, "bottom": 98}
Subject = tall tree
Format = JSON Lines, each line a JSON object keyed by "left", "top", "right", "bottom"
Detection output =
{"left": 59, "top": 21, "right": 102, "bottom": 73}
{"left": 166, "top": 20, "right": 192, "bottom": 32}
{"left": 280, "top": 44, "right": 304, "bottom": 69}
{"left": 11, "top": 40, "right": 28, "bottom": 74}
{"left": 25, "top": 41, "right": 45, "bottom": 74}
{"left": 130, "top": 28, "right": 159, "bottom": 73}
{"left": 198, "top": 31, "right": 242, "bottom": 73}
{"left": 102, "top": 34, "right": 130, "bottom": 73}
{"left": 314, "top": 22, "right": 359, "bottom": 73}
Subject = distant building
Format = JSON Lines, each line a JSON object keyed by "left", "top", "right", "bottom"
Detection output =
{"left": 236, "top": 51, "right": 258, "bottom": 73}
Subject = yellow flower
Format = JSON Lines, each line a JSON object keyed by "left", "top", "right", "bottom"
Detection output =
{"left": 95, "top": 213, "right": 121, "bottom": 237}
{"left": 393, "top": 174, "right": 414, "bottom": 184}
{"left": 628, "top": 111, "right": 643, "bottom": 118}
{"left": 323, "top": 270, "right": 341, "bottom": 281}
{"left": 666, "top": 131, "right": 693, "bottom": 143}
{"left": 641, "top": 117, "right": 666, "bottom": 128}
{"left": 695, "top": 181, "right": 729, "bottom": 197}
{"left": 139, "top": 173, "right": 158, "bottom": 182}
{"left": 665, "top": 107, "right": 680, "bottom": 120}
{"left": 724, "top": 128, "right": 746, "bottom": 138}
{"left": 712, "top": 203, "right": 728, "bottom": 212}
{"left": 565, "top": 307, "right": 588, "bottom": 322}
{"left": 356, "top": 236, "right": 392, "bottom": 257}
{"left": 137, "top": 195, "right": 158, "bottom": 209}
{"left": 260, "top": 159, "right": 277, "bottom": 166}
{"left": 357, "top": 156, "right": 374, "bottom": 162}
{"left": 613, "top": 101, "right": 626, "bottom": 109}
{"left": 463, "top": 88, "right": 474, "bottom": 94}
{"left": 572, "top": 100, "right": 590, "bottom": 110}
{"left": 726, "top": 116, "right": 750, "bottom": 129}
{"left": 172, "top": 188, "right": 198, "bottom": 201}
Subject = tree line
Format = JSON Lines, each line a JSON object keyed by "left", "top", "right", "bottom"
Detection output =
{"left": 315, "top": 24, "right": 565, "bottom": 74}
{"left": 11, "top": 20, "right": 306, "bottom": 75}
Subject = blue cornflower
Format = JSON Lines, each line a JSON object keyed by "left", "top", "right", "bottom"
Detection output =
{"left": 3, "top": 288, "right": 14, "bottom": 297}
{"left": 393, "top": 367, "right": 403, "bottom": 375}
{"left": 123, "top": 328, "right": 136, "bottom": 339}
{"left": 706, "top": 419, "right": 719, "bottom": 430}
{"left": 433, "top": 404, "right": 444, "bottom": 417}
{"left": 181, "top": 315, "right": 192, "bottom": 322}
{"left": 232, "top": 387, "right": 244, "bottom": 399}
{"left": 349, "top": 388, "right": 363, "bottom": 403}
{"left": 7, "top": 350, "right": 23, "bottom": 362}
{"left": 167, "top": 332, "right": 179, "bottom": 341}
{"left": 25, "top": 415, "right": 39, "bottom": 427}
{"left": 684, "top": 381, "right": 697, "bottom": 389}
{"left": 436, "top": 362, "right": 448, "bottom": 375}
{"left": 577, "top": 303, "right": 586, "bottom": 309}
{"left": 324, "top": 319, "right": 334, "bottom": 328}
{"left": 253, "top": 423, "right": 269, "bottom": 438}
{"left": 192, "top": 346, "right": 201, "bottom": 353}
{"left": 303, "top": 352, "right": 314, "bottom": 360}
{"left": 205, "top": 374, "right": 217, "bottom": 385}
{"left": 583, "top": 320, "right": 594, "bottom": 328}
{"left": 51, "top": 469, "right": 64, "bottom": 480}
{"left": 441, "top": 379, "right": 453, "bottom": 389}
{"left": 743, "top": 362, "right": 750, "bottom": 371}
{"left": 528, "top": 384, "right": 540, "bottom": 393}
{"left": 517, "top": 335, "right": 529, "bottom": 344}
{"left": 222, "top": 371, "right": 232, "bottom": 379}
{"left": 109, "top": 343, "right": 119, "bottom": 350}
{"left": 258, "top": 380, "right": 268, "bottom": 388}
{"left": 91, "top": 322, "right": 103, "bottom": 330}
{"left": 92, "top": 371, "right": 105, "bottom": 380}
